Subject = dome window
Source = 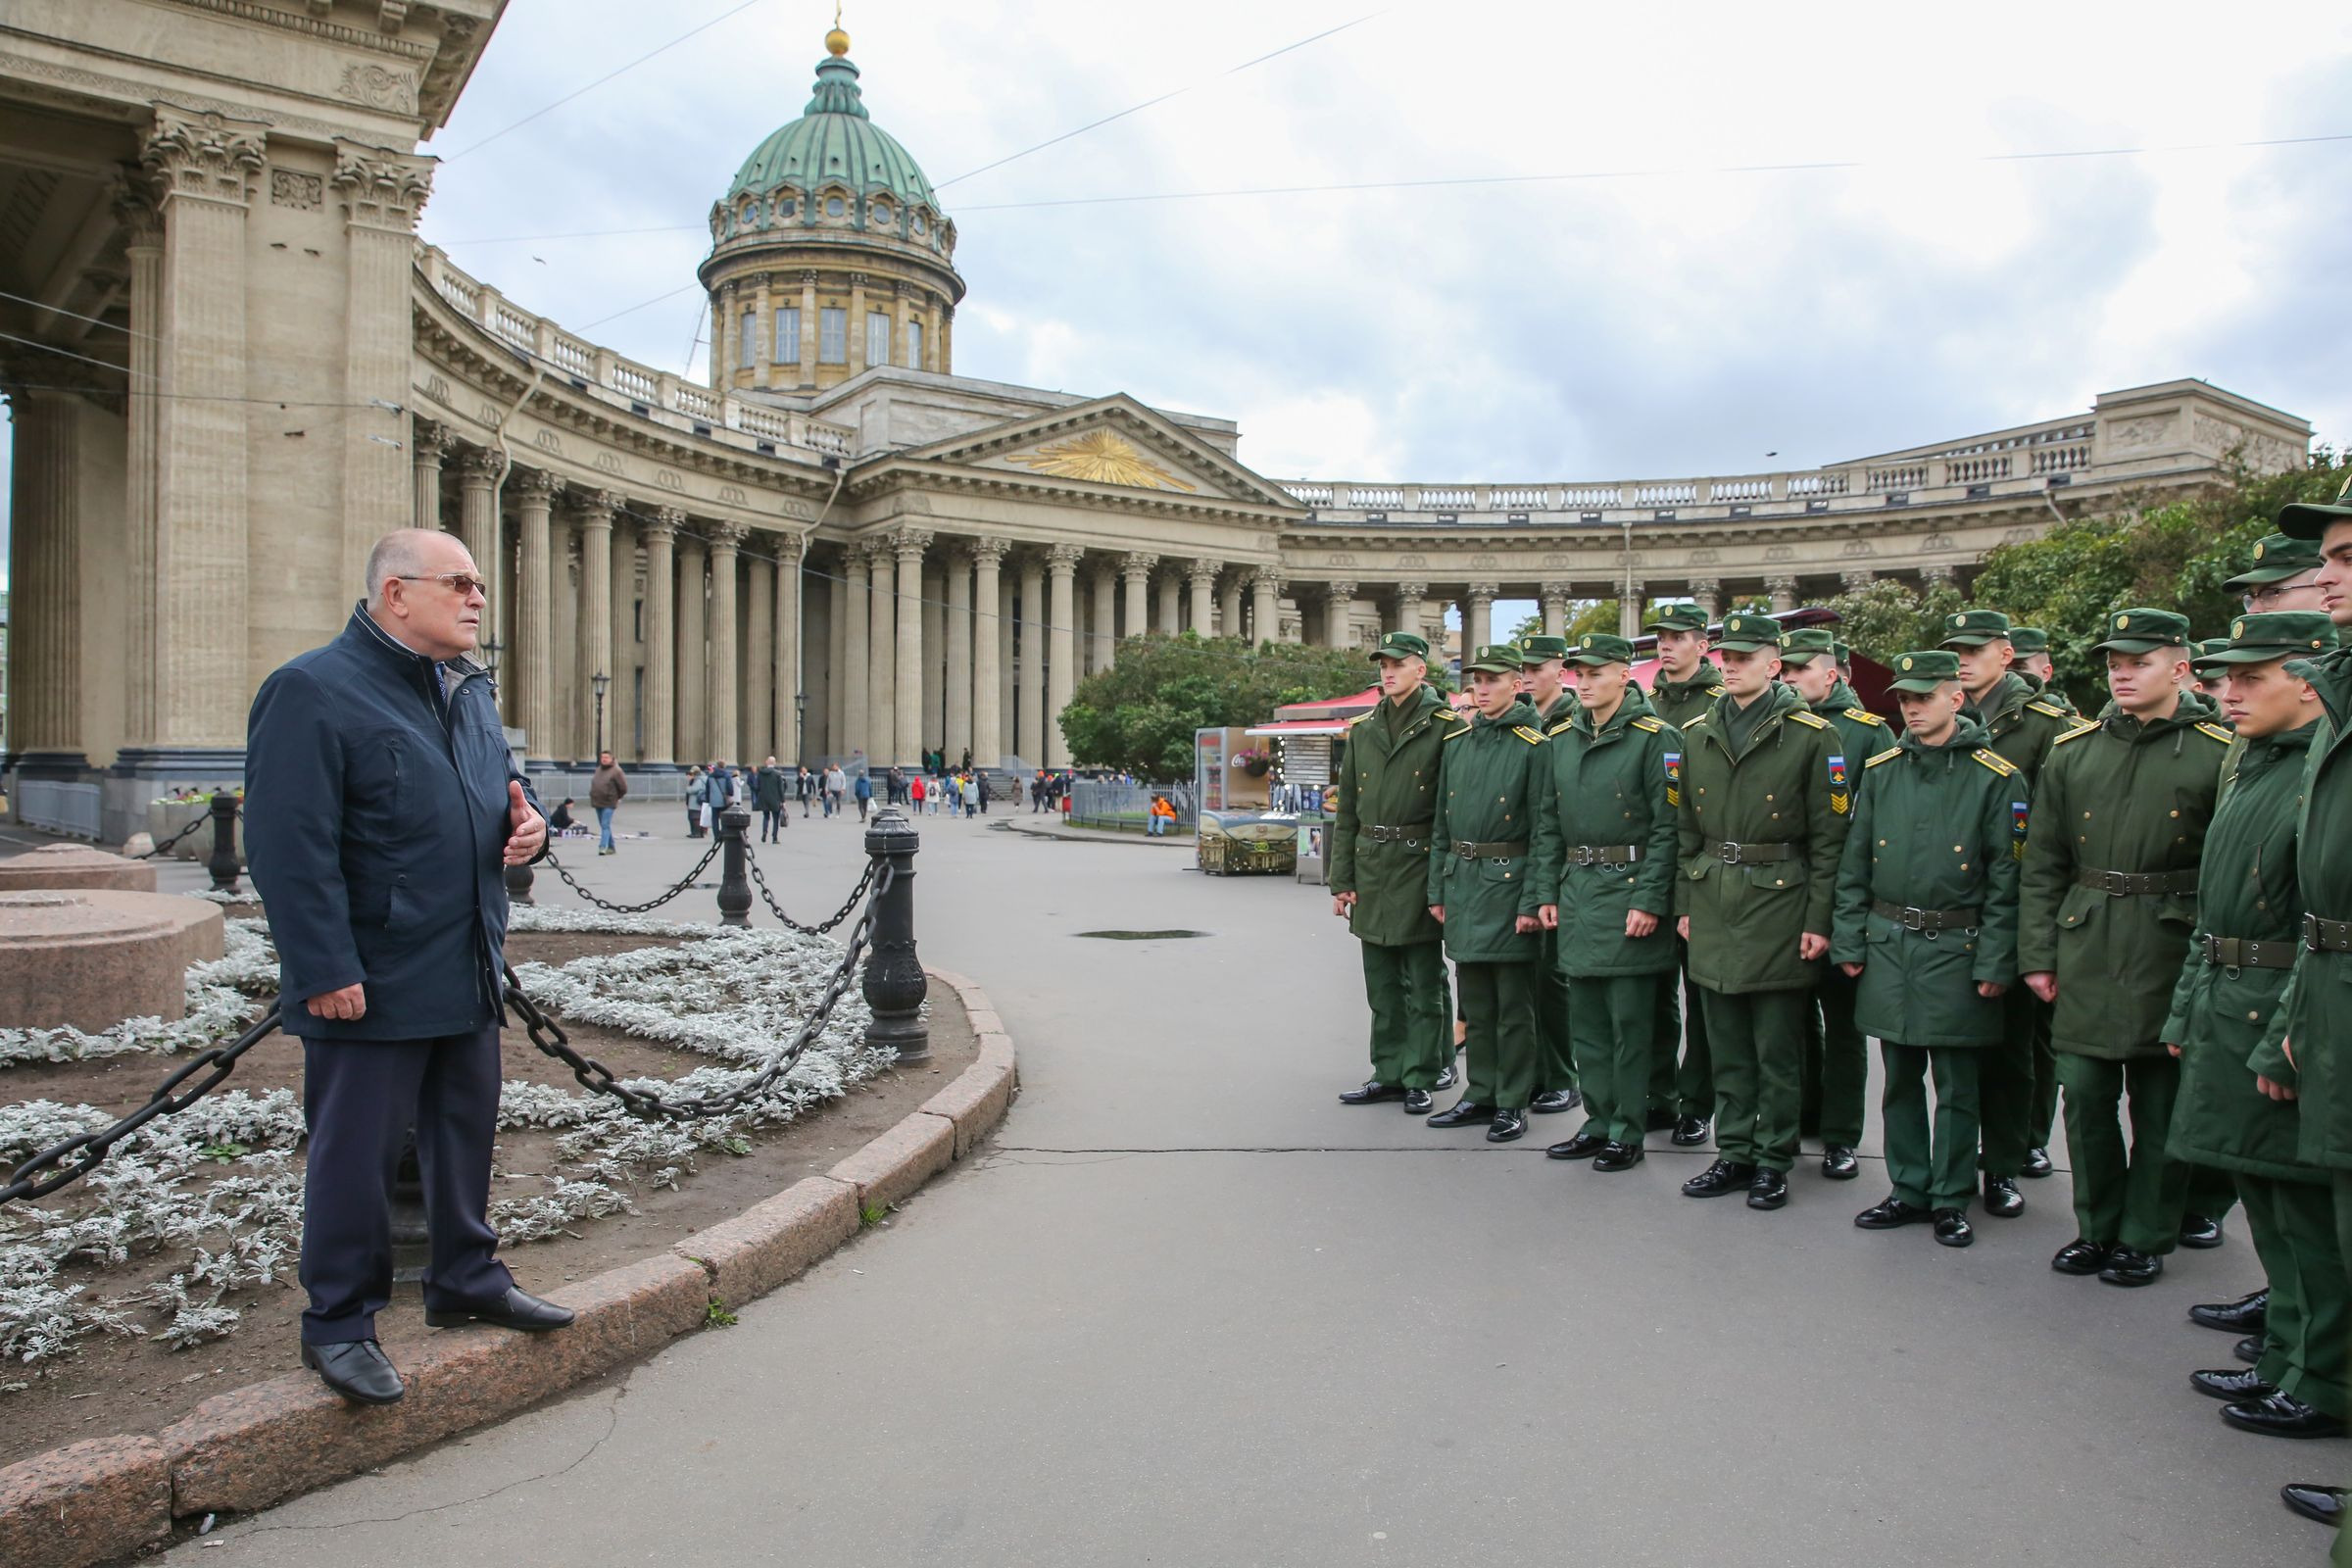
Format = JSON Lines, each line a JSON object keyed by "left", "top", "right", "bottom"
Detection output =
{"left": 777, "top": 194, "right": 798, "bottom": 219}
{"left": 739, "top": 199, "right": 758, "bottom": 227}
{"left": 824, "top": 194, "right": 845, "bottom": 219}
{"left": 871, "top": 199, "right": 894, "bottom": 226}
{"left": 909, "top": 211, "right": 927, "bottom": 238}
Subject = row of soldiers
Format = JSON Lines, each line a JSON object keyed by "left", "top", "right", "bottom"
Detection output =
{"left": 1325, "top": 474, "right": 2352, "bottom": 1544}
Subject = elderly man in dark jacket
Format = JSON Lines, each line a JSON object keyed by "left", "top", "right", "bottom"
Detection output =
{"left": 247, "top": 528, "right": 570, "bottom": 1407}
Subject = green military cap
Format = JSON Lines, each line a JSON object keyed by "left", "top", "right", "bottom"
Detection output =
{"left": 1567, "top": 632, "right": 1635, "bottom": 666}
{"left": 1937, "top": 608, "right": 2013, "bottom": 647}
{"left": 2192, "top": 611, "right": 2339, "bottom": 668}
{"left": 2008, "top": 626, "right": 2050, "bottom": 655}
{"left": 1886, "top": 649, "right": 1962, "bottom": 692}
{"left": 1643, "top": 602, "right": 1710, "bottom": 634}
{"left": 2222, "top": 532, "right": 2324, "bottom": 590}
{"left": 1519, "top": 634, "right": 1571, "bottom": 662}
{"left": 1370, "top": 630, "right": 1430, "bottom": 662}
{"left": 2089, "top": 607, "right": 2192, "bottom": 655}
{"left": 1779, "top": 627, "right": 1837, "bottom": 663}
{"left": 1463, "top": 643, "right": 1525, "bottom": 674}
{"left": 1717, "top": 611, "right": 1783, "bottom": 653}
{"left": 2278, "top": 470, "right": 2352, "bottom": 541}
{"left": 2194, "top": 637, "right": 2232, "bottom": 662}
{"left": 1833, "top": 639, "right": 1853, "bottom": 664}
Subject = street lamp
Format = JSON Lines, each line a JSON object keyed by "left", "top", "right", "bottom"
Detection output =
{"left": 477, "top": 634, "right": 503, "bottom": 676}
{"left": 794, "top": 689, "right": 807, "bottom": 768}
{"left": 591, "top": 669, "right": 611, "bottom": 759}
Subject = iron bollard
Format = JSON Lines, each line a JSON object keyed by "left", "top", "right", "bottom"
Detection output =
{"left": 207, "top": 793, "right": 242, "bottom": 894}
{"left": 504, "top": 858, "right": 535, "bottom": 906}
{"left": 716, "top": 806, "right": 753, "bottom": 926}
{"left": 860, "top": 806, "right": 928, "bottom": 1061}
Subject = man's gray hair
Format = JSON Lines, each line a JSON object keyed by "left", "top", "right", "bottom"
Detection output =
{"left": 363, "top": 529, "right": 439, "bottom": 609}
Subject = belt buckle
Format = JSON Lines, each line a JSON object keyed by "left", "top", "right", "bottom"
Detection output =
{"left": 1569, "top": 846, "right": 1595, "bottom": 867}
{"left": 1717, "top": 841, "right": 1740, "bottom": 865}
{"left": 1899, "top": 906, "right": 1929, "bottom": 933}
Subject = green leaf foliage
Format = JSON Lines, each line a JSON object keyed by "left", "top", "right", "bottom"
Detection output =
{"left": 1058, "top": 633, "right": 1377, "bottom": 778}
{"left": 1820, "top": 578, "right": 1968, "bottom": 669}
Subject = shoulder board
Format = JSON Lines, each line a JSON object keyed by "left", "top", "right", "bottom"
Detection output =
{"left": 1843, "top": 707, "right": 1886, "bottom": 727}
{"left": 1863, "top": 747, "right": 1903, "bottom": 769}
{"left": 2051, "top": 721, "right": 2101, "bottom": 747}
{"left": 2194, "top": 722, "right": 2234, "bottom": 745}
{"left": 1546, "top": 718, "right": 1576, "bottom": 736}
{"left": 1787, "top": 710, "right": 1831, "bottom": 730}
{"left": 1971, "top": 749, "right": 2020, "bottom": 777}
{"left": 1630, "top": 715, "right": 1664, "bottom": 732}
{"left": 1442, "top": 721, "right": 1471, "bottom": 741}
{"left": 1347, "top": 711, "right": 1373, "bottom": 727}
{"left": 2026, "top": 700, "right": 2070, "bottom": 719}
{"left": 1682, "top": 712, "right": 1711, "bottom": 728}
{"left": 1512, "top": 725, "right": 1545, "bottom": 745}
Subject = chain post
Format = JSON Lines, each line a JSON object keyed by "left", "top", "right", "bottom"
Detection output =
{"left": 504, "top": 858, "right": 535, "bottom": 906}
{"left": 716, "top": 806, "right": 753, "bottom": 927}
{"left": 860, "top": 806, "right": 927, "bottom": 1062}
{"left": 206, "top": 793, "right": 241, "bottom": 894}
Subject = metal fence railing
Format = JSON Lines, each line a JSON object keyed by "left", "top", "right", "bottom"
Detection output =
{"left": 1067, "top": 779, "right": 1196, "bottom": 834}
{"left": 16, "top": 779, "right": 102, "bottom": 840}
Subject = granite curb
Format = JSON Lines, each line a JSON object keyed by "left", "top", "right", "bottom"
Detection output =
{"left": 0, "top": 964, "right": 1017, "bottom": 1568}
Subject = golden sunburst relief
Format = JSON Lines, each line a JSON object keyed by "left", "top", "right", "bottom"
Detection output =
{"left": 1005, "top": 429, "right": 1199, "bottom": 492}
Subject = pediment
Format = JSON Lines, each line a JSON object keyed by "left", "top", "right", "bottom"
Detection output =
{"left": 896, "top": 395, "right": 1299, "bottom": 510}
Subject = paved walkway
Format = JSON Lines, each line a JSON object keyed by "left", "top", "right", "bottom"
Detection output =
{"left": 153, "top": 803, "right": 2321, "bottom": 1565}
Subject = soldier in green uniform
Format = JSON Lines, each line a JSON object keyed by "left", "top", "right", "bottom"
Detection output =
{"left": 1835, "top": 650, "right": 2026, "bottom": 1249}
{"left": 1518, "top": 634, "right": 1584, "bottom": 1118}
{"left": 2164, "top": 612, "right": 2346, "bottom": 1440}
{"left": 1531, "top": 633, "right": 1683, "bottom": 1170}
{"left": 2228, "top": 531, "right": 2328, "bottom": 614}
{"left": 1942, "top": 608, "right": 2075, "bottom": 1217}
{"left": 1782, "top": 626, "right": 1891, "bottom": 1182}
{"left": 1674, "top": 612, "right": 1852, "bottom": 1210}
{"left": 1643, "top": 602, "right": 1725, "bottom": 1147}
{"left": 1332, "top": 631, "right": 1466, "bottom": 1115}
{"left": 1424, "top": 644, "right": 1547, "bottom": 1143}
{"left": 2008, "top": 627, "right": 2078, "bottom": 714}
{"left": 2019, "top": 608, "right": 2232, "bottom": 1286}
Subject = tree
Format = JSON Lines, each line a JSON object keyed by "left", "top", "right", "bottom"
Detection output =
{"left": 1057, "top": 632, "right": 1374, "bottom": 779}
{"left": 1820, "top": 578, "right": 1967, "bottom": 669}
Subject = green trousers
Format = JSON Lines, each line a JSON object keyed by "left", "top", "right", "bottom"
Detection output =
{"left": 1568, "top": 973, "right": 1657, "bottom": 1146}
{"left": 1802, "top": 965, "right": 1868, "bottom": 1147}
{"left": 2055, "top": 1052, "right": 2188, "bottom": 1255}
{"left": 1360, "top": 939, "right": 1451, "bottom": 1090}
{"left": 2238, "top": 1173, "right": 2348, "bottom": 1420}
{"left": 1698, "top": 987, "right": 1808, "bottom": 1173}
{"left": 1980, "top": 986, "right": 2059, "bottom": 1176}
{"left": 1458, "top": 960, "right": 1539, "bottom": 1112}
{"left": 1649, "top": 942, "right": 1714, "bottom": 1118}
{"left": 1533, "top": 926, "right": 1577, "bottom": 1097}
{"left": 1880, "top": 1042, "right": 1982, "bottom": 1210}
{"left": 2184, "top": 1163, "right": 2240, "bottom": 1227}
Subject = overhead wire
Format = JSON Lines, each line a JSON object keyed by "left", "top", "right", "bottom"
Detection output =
{"left": 0, "top": 329, "right": 404, "bottom": 411}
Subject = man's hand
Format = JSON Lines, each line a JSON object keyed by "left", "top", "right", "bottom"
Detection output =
{"left": 1978, "top": 981, "right": 2007, "bottom": 999}
{"left": 504, "top": 780, "right": 546, "bottom": 865}
{"left": 2025, "top": 971, "right": 2058, "bottom": 1004}
{"left": 1540, "top": 905, "right": 1560, "bottom": 930}
{"left": 2284, "top": 1036, "right": 2297, "bottom": 1070}
{"left": 1514, "top": 913, "right": 1539, "bottom": 934}
{"left": 1429, "top": 905, "right": 1446, "bottom": 924}
{"left": 1332, "top": 891, "right": 1356, "bottom": 918}
{"left": 2258, "top": 1074, "right": 2298, "bottom": 1102}
{"left": 1677, "top": 915, "right": 1690, "bottom": 942}
{"left": 306, "top": 983, "right": 366, "bottom": 1021}
{"left": 1840, "top": 961, "right": 1864, "bottom": 979}
{"left": 1798, "top": 931, "right": 1829, "bottom": 961}
{"left": 2167, "top": 1042, "right": 2181, "bottom": 1058}
{"left": 1626, "top": 909, "right": 1658, "bottom": 939}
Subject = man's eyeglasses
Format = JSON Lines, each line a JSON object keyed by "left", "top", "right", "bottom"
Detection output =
{"left": 397, "top": 572, "right": 489, "bottom": 598}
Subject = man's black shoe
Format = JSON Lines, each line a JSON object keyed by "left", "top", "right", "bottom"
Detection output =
{"left": 1546, "top": 1128, "right": 1611, "bottom": 1161}
{"left": 1983, "top": 1174, "right": 2026, "bottom": 1218}
{"left": 2223, "top": 1392, "right": 2349, "bottom": 1440}
{"left": 1338, "top": 1080, "right": 1407, "bottom": 1105}
{"left": 2237, "top": 1336, "right": 2263, "bottom": 1365}
{"left": 2281, "top": 1484, "right": 2346, "bottom": 1528}
{"left": 1746, "top": 1168, "right": 1789, "bottom": 1210}
{"left": 1486, "top": 1108, "right": 1528, "bottom": 1143}
{"left": 1434, "top": 1063, "right": 1459, "bottom": 1093}
{"left": 1531, "top": 1088, "right": 1581, "bottom": 1115}
{"left": 1645, "top": 1106, "right": 1678, "bottom": 1133}
{"left": 1593, "top": 1141, "right": 1644, "bottom": 1172}
{"left": 2180, "top": 1212, "right": 2226, "bottom": 1250}
{"left": 302, "top": 1339, "right": 405, "bottom": 1405}
{"left": 1671, "top": 1115, "right": 1711, "bottom": 1148}
{"left": 2098, "top": 1247, "right": 2164, "bottom": 1288}
{"left": 1426, "top": 1100, "right": 1492, "bottom": 1129}
{"left": 1933, "top": 1208, "right": 1974, "bottom": 1248}
{"left": 1402, "top": 1088, "right": 1433, "bottom": 1114}
{"left": 2189, "top": 1288, "right": 2268, "bottom": 1336}
{"left": 2022, "top": 1146, "right": 2054, "bottom": 1178}
{"left": 1683, "top": 1158, "right": 1757, "bottom": 1198}
{"left": 2191, "top": 1366, "right": 2276, "bottom": 1402}
{"left": 1855, "top": 1196, "right": 1932, "bottom": 1230}
{"left": 2052, "top": 1238, "right": 2113, "bottom": 1275}
{"left": 424, "top": 1287, "right": 576, "bottom": 1333}
{"left": 1820, "top": 1145, "right": 1859, "bottom": 1180}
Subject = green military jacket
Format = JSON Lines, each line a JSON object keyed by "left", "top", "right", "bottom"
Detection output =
{"left": 2016, "top": 669, "right": 2080, "bottom": 717}
{"left": 1809, "top": 678, "right": 1892, "bottom": 786}
{"left": 2018, "top": 693, "right": 2232, "bottom": 1058}
{"left": 1965, "top": 670, "right": 2073, "bottom": 785}
{"left": 1330, "top": 682, "right": 1464, "bottom": 947}
{"left": 2267, "top": 648, "right": 2352, "bottom": 1172}
{"left": 1830, "top": 717, "right": 2026, "bottom": 1049}
{"left": 1531, "top": 689, "right": 1580, "bottom": 730}
{"left": 1427, "top": 697, "right": 1547, "bottom": 963}
{"left": 1650, "top": 662, "right": 1725, "bottom": 731}
{"left": 2164, "top": 719, "right": 2319, "bottom": 1182}
{"left": 1529, "top": 687, "right": 1681, "bottom": 977}
{"left": 1673, "top": 681, "right": 1852, "bottom": 993}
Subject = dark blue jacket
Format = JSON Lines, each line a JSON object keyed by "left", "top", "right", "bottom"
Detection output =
{"left": 246, "top": 605, "right": 540, "bottom": 1041}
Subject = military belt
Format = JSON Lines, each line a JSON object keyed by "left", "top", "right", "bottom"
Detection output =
{"left": 1561, "top": 844, "right": 1644, "bottom": 866}
{"left": 2305, "top": 914, "right": 2352, "bottom": 955}
{"left": 2200, "top": 935, "right": 2297, "bottom": 970}
{"left": 1363, "top": 824, "right": 1432, "bottom": 847}
{"left": 1870, "top": 899, "right": 1980, "bottom": 934}
{"left": 2075, "top": 866, "right": 2198, "bottom": 897}
{"left": 1709, "top": 841, "right": 1799, "bottom": 864}
{"left": 1450, "top": 839, "right": 1529, "bottom": 861}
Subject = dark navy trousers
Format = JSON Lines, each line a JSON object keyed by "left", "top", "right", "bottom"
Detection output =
{"left": 299, "top": 1025, "right": 513, "bottom": 1345}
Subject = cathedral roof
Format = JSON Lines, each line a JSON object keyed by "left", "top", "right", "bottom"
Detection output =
{"left": 721, "top": 32, "right": 941, "bottom": 220}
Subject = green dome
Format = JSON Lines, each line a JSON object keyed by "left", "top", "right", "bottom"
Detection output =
{"left": 721, "top": 50, "right": 941, "bottom": 222}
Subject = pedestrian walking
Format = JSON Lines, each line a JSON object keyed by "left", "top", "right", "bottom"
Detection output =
{"left": 796, "top": 765, "right": 812, "bottom": 816}
{"left": 683, "top": 766, "right": 706, "bottom": 836}
{"left": 823, "top": 762, "right": 847, "bottom": 817}
{"left": 754, "top": 756, "right": 787, "bottom": 842}
{"left": 588, "top": 750, "right": 626, "bottom": 856}
{"left": 910, "top": 774, "right": 927, "bottom": 816}
{"left": 854, "top": 768, "right": 873, "bottom": 821}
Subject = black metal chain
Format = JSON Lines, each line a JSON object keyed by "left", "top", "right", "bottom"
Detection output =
{"left": 134, "top": 815, "right": 209, "bottom": 860}
{"left": 744, "top": 842, "right": 876, "bottom": 935}
{"left": 539, "top": 838, "right": 721, "bottom": 915}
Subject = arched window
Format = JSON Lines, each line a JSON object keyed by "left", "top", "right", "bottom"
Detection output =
{"left": 824, "top": 193, "right": 845, "bottom": 219}
{"left": 909, "top": 210, "right": 927, "bottom": 238}
{"left": 738, "top": 199, "right": 757, "bottom": 227}
{"left": 871, "top": 199, "right": 894, "bottom": 227}
{"left": 776, "top": 192, "right": 798, "bottom": 220}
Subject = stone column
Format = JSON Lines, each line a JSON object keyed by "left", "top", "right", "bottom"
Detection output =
{"left": 707, "top": 522, "right": 745, "bottom": 762}
{"left": 1921, "top": 563, "right": 1958, "bottom": 589}
{"left": 848, "top": 271, "right": 869, "bottom": 376}
{"left": 512, "top": 470, "right": 558, "bottom": 761}
{"left": 774, "top": 533, "right": 803, "bottom": 762}
{"left": 746, "top": 538, "right": 774, "bottom": 758}
{"left": 454, "top": 448, "right": 502, "bottom": 589}
{"left": 676, "top": 530, "right": 710, "bottom": 762}
{"left": 610, "top": 513, "right": 636, "bottom": 757}
{"left": 1188, "top": 559, "right": 1221, "bottom": 634}
{"left": 4, "top": 387, "right": 85, "bottom": 760}
{"left": 1017, "top": 552, "right": 1047, "bottom": 763}
{"left": 841, "top": 545, "right": 871, "bottom": 762}
{"left": 1541, "top": 581, "right": 1571, "bottom": 639}
{"left": 971, "top": 537, "right": 1006, "bottom": 767}
{"left": 1250, "top": 568, "right": 1281, "bottom": 647}
{"left": 118, "top": 190, "right": 164, "bottom": 749}
{"left": 1466, "top": 583, "right": 1497, "bottom": 652}
{"left": 1688, "top": 577, "right": 1721, "bottom": 618}
{"left": 867, "top": 539, "right": 900, "bottom": 766}
{"left": 749, "top": 271, "right": 771, "bottom": 385}
{"left": 412, "top": 417, "right": 448, "bottom": 533}
{"left": 1121, "top": 553, "right": 1156, "bottom": 639}
{"left": 921, "top": 564, "right": 945, "bottom": 755}
{"left": 1766, "top": 576, "right": 1799, "bottom": 613}
{"left": 332, "top": 141, "right": 434, "bottom": 603}
{"left": 142, "top": 107, "right": 265, "bottom": 752}
{"left": 1047, "top": 545, "right": 1082, "bottom": 768}
{"left": 1089, "top": 564, "right": 1117, "bottom": 671}
{"left": 1390, "top": 581, "right": 1426, "bottom": 640}
{"left": 1156, "top": 570, "right": 1182, "bottom": 636}
{"left": 551, "top": 528, "right": 580, "bottom": 760}
{"left": 945, "top": 543, "right": 974, "bottom": 764}
{"left": 798, "top": 271, "right": 820, "bottom": 389}
{"left": 893, "top": 528, "right": 931, "bottom": 768}
{"left": 1324, "top": 580, "right": 1358, "bottom": 650}
{"left": 640, "top": 508, "right": 680, "bottom": 764}
{"left": 997, "top": 570, "right": 1016, "bottom": 763}
{"left": 1840, "top": 569, "right": 1876, "bottom": 595}
{"left": 570, "top": 489, "right": 616, "bottom": 759}
{"left": 1218, "top": 573, "right": 1244, "bottom": 642}
{"left": 1618, "top": 581, "right": 1644, "bottom": 639}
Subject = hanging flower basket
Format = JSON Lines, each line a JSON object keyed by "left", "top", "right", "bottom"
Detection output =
{"left": 1232, "top": 748, "right": 1272, "bottom": 777}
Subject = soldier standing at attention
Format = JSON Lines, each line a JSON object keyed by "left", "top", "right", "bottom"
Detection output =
{"left": 1333, "top": 631, "right": 1465, "bottom": 1115}
{"left": 1425, "top": 645, "right": 1548, "bottom": 1144}
{"left": 2020, "top": 608, "right": 2232, "bottom": 1287}
{"left": 1835, "top": 651, "right": 2025, "bottom": 1249}
{"left": 1518, "top": 635, "right": 1584, "bottom": 1118}
{"left": 1644, "top": 602, "right": 1726, "bottom": 1148}
{"left": 2007, "top": 627, "right": 2077, "bottom": 714}
{"left": 1674, "top": 612, "right": 1852, "bottom": 1211}
{"left": 1531, "top": 633, "right": 1683, "bottom": 1171}
{"left": 1781, "top": 626, "right": 1890, "bottom": 1183}
{"left": 2164, "top": 612, "right": 2346, "bottom": 1441}
{"left": 2229, "top": 532, "right": 2329, "bottom": 614}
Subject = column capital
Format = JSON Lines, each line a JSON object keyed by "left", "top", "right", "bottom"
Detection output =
{"left": 1120, "top": 551, "right": 1159, "bottom": 583}
{"left": 1047, "top": 542, "right": 1085, "bottom": 575}
{"left": 331, "top": 138, "right": 434, "bottom": 230}
{"left": 1764, "top": 574, "right": 1801, "bottom": 595}
{"left": 890, "top": 525, "right": 933, "bottom": 562}
{"left": 1325, "top": 579, "right": 1357, "bottom": 601}
{"left": 1187, "top": 557, "right": 1224, "bottom": 587}
{"left": 708, "top": 519, "right": 749, "bottom": 553}
{"left": 455, "top": 445, "right": 504, "bottom": 485}
{"left": 1391, "top": 580, "right": 1426, "bottom": 605}
{"left": 1540, "top": 580, "right": 1572, "bottom": 607}
{"left": 511, "top": 468, "right": 559, "bottom": 506}
{"left": 1467, "top": 581, "right": 1499, "bottom": 601}
{"left": 965, "top": 534, "right": 1010, "bottom": 569}
{"left": 1249, "top": 564, "right": 1286, "bottom": 592}
{"left": 1688, "top": 576, "right": 1721, "bottom": 598}
{"left": 1839, "top": 568, "right": 1877, "bottom": 593}
{"left": 141, "top": 107, "right": 266, "bottom": 207}
{"left": 1920, "top": 563, "right": 1958, "bottom": 585}
{"left": 641, "top": 506, "right": 685, "bottom": 541}
{"left": 774, "top": 530, "right": 807, "bottom": 564}
{"left": 113, "top": 176, "right": 164, "bottom": 248}
{"left": 412, "top": 416, "right": 450, "bottom": 464}
{"left": 564, "top": 485, "right": 620, "bottom": 523}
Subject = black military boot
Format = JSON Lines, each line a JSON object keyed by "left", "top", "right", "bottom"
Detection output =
{"left": 2051, "top": 1238, "right": 2113, "bottom": 1276}
{"left": 1855, "top": 1195, "right": 1932, "bottom": 1230}
{"left": 1486, "top": 1107, "right": 1528, "bottom": 1143}
{"left": 1682, "top": 1158, "right": 1757, "bottom": 1198}
{"left": 1933, "top": 1208, "right": 1974, "bottom": 1248}
{"left": 1745, "top": 1168, "right": 1789, "bottom": 1210}
{"left": 1545, "top": 1128, "right": 1610, "bottom": 1161}
{"left": 2021, "top": 1146, "right": 2054, "bottom": 1178}
{"left": 2180, "top": 1212, "right": 2225, "bottom": 1250}
{"left": 2190, "top": 1288, "right": 2269, "bottom": 1335}
{"left": 2099, "top": 1246, "right": 2164, "bottom": 1287}
{"left": 1820, "top": 1145, "right": 1858, "bottom": 1181}
{"left": 1530, "top": 1088, "right": 1581, "bottom": 1114}
{"left": 1592, "top": 1141, "right": 1644, "bottom": 1172}
{"left": 1339, "top": 1079, "right": 1406, "bottom": 1105}
{"left": 1426, "top": 1099, "right": 1492, "bottom": 1130}
{"left": 1983, "top": 1174, "right": 2025, "bottom": 1217}
{"left": 1671, "top": 1114, "right": 1711, "bottom": 1148}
